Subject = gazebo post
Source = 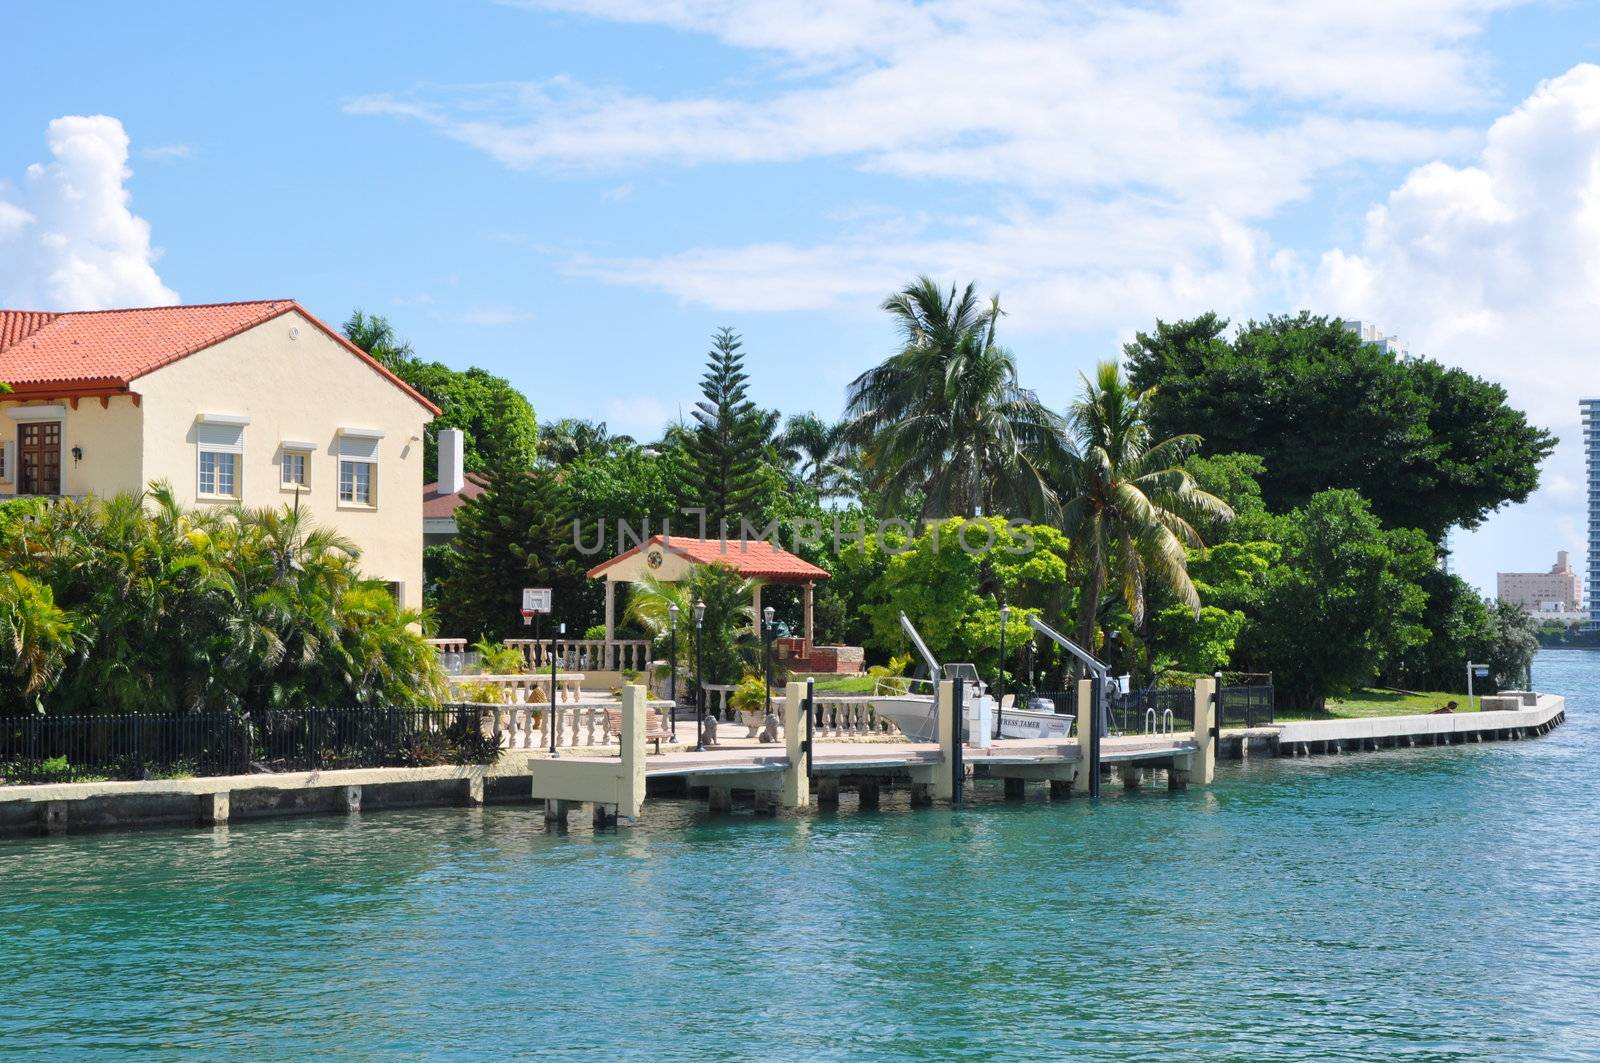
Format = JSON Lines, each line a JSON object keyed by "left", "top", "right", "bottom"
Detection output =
{"left": 603, "top": 579, "right": 616, "bottom": 647}
{"left": 751, "top": 582, "right": 763, "bottom": 637}
{"left": 803, "top": 580, "right": 815, "bottom": 655}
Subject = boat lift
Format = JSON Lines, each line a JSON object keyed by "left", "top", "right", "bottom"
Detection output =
{"left": 898, "top": 611, "right": 942, "bottom": 680}
{"left": 1027, "top": 616, "right": 1110, "bottom": 799}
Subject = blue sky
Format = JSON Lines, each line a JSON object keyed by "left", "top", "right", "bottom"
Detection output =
{"left": 4, "top": 1, "right": 1600, "bottom": 596}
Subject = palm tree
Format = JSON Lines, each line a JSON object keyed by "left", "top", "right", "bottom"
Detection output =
{"left": 844, "top": 276, "right": 1069, "bottom": 520}
{"left": 777, "top": 412, "right": 849, "bottom": 494}
{"left": 538, "top": 418, "right": 637, "bottom": 466}
{"left": 340, "top": 310, "right": 415, "bottom": 368}
{"left": 1057, "top": 361, "right": 1232, "bottom": 652}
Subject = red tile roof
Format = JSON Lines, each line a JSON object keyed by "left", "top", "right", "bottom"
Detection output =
{"left": 587, "top": 535, "right": 831, "bottom": 582}
{"left": 0, "top": 300, "right": 441, "bottom": 415}
{"left": 423, "top": 473, "right": 489, "bottom": 519}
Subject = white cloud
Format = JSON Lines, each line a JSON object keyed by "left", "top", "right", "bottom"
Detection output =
{"left": 352, "top": 0, "right": 1509, "bottom": 319}
{"left": 0, "top": 115, "right": 177, "bottom": 310}
{"left": 1301, "top": 63, "right": 1600, "bottom": 592}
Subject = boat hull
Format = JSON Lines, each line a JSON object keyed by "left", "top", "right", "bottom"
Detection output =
{"left": 870, "top": 695, "right": 939, "bottom": 743}
{"left": 997, "top": 710, "right": 1075, "bottom": 740}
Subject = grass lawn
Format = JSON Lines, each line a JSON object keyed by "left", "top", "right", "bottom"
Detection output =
{"left": 1278, "top": 688, "right": 1475, "bottom": 722}
{"left": 795, "top": 674, "right": 878, "bottom": 694}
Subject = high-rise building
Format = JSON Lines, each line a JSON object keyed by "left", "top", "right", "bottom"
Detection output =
{"left": 1584, "top": 399, "right": 1600, "bottom": 627}
{"left": 1342, "top": 319, "right": 1411, "bottom": 359}
{"left": 1497, "top": 550, "right": 1583, "bottom": 619}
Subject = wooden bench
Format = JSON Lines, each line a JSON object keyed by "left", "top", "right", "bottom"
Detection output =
{"left": 605, "top": 708, "right": 676, "bottom": 754}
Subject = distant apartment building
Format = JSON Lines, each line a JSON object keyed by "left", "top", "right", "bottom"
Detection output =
{"left": 1498, "top": 550, "right": 1584, "bottom": 620}
{"left": 1585, "top": 399, "right": 1600, "bottom": 626}
{"left": 1342, "top": 319, "right": 1411, "bottom": 359}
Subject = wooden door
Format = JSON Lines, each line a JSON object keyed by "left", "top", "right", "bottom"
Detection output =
{"left": 19, "top": 421, "right": 61, "bottom": 495}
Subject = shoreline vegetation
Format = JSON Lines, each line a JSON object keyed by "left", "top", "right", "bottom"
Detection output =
{"left": 0, "top": 286, "right": 1553, "bottom": 746}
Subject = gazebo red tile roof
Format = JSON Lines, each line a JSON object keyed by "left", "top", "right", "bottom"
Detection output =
{"left": 586, "top": 535, "right": 830, "bottom": 582}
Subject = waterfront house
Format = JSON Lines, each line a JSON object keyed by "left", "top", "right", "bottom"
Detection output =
{"left": 0, "top": 300, "right": 439, "bottom": 608}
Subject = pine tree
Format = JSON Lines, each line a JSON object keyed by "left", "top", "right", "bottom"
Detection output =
{"left": 437, "top": 465, "right": 582, "bottom": 641}
{"left": 677, "top": 328, "right": 774, "bottom": 533}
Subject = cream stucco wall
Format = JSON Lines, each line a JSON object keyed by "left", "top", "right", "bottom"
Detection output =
{"left": 132, "top": 311, "right": 431, "bottom": 609}
{"left": 0, "top": 397, "right": 145, "bottom": 499}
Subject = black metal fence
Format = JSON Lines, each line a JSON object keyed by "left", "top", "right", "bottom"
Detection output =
{"left": 1114, "top": 687, "right": 1196, "bottom": 734}
{"left": 1032, "top": 688, "right": 1079, "bottom": 717}
{"left": 0, "top": 706, "right": 501, "bottom": 784}
{"left": 1218, "top": 684, "right": 1275, "bottom": 728}
{"left": 1110, "top": 683, "right": 1275, "bottom": 733}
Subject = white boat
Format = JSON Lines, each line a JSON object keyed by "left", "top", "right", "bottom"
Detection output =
{"left": 870, "top": 616, "right": 1074, "bottom": 743}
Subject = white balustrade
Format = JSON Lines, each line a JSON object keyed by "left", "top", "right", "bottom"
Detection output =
{"left": 501, "top": 638, "right": 652, "bottom": 673}
{"left": 701, "top": 684, "right": 735, "bottom": 719}
{"left": 813, "top": 696, "right": 890, "bottom": 737}
{"left": 447, "top": 673, "right": 586, "bottom": 705}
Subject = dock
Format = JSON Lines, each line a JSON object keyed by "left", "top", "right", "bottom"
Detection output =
{"left": 0, "top": 681, "right": 1568, "bottom": 837}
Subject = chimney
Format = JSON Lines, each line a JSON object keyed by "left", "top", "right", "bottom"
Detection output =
{"left": 438, "top": 428, "right": 465, "bottom": 496}
{"left": 1555, "top": 550, "right": 1570, "bottom": 574}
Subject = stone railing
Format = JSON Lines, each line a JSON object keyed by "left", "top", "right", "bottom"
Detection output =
{"left": 503, "top": 638, "right": 652, "bottom": 673}
{"left": 447, "top": 673, "right": 586, "bottom": 705}
{"left": 702, "top": 684, "right": 735, "bottom": 718}
{"left": 426, "top": 637, "right": 468, "bottom": 655}
{"left": 485, "top": 701, "right": 675, "bottom": 751}
{"left": 812, "top": 696, "right": 893, "bottom": 737}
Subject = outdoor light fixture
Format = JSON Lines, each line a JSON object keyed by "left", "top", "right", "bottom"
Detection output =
{"left": 71, "top": 446, "right": 82, "bottom": 464}
{"left": 668, "top": 603, "right": 680, "bottom": 729}
{"left": 549, "top": 622, "right": 565, "bottom": 758}
{"left": 996, "top": 602, "right": 1010, "bottom": 739}
{"left": 693, "top": 599, "right": 706, "bottom": 751}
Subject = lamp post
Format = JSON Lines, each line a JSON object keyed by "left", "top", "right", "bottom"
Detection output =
{"left": 763, "top": 605, "right": 776, "bottom": 717}
{"left": 668, "top": 602, "right": 680, "bottom": 730}
{"left": 694, "top": 599, "right": 707, "bottom": 752}
{"left": 548, "top": 622, "right": 564, "bottom": 758}
{"left": 995, "top": 602, "right": 1010, "bottom": 739}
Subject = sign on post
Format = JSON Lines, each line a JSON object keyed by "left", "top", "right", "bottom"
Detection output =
{"left": 522, "top": 587, "right": 551, "bottom": 625}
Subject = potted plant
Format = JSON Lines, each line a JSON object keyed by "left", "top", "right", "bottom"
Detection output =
{"left": 471, "top": 636, "right": 527, "bottom": 675}
{"left": 730, "top": 673, "right": 770, "bottom": 737}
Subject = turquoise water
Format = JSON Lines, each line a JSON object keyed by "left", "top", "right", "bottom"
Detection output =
{"left": 4, "top": 652, "right": 1599, "bottom": 1061}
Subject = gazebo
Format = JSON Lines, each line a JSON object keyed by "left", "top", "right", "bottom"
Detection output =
{"left": 586, "top": 535, "right": 831, "bottom": 653}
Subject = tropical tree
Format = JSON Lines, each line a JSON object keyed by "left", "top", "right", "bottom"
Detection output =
{"left": 0, "top": 487, "right": 443, "bottom": 715}
{"left": 777, "top": 412, "right": 849, "bottom": 494}
{"left": 1057, "top": 361, "right": 1232, "bottom": 652}
{"left": 675, "top": 327, "right": 775, "bottom": 531}
{"left": 1124, "top": 312, "right": 1555, "bottom": 541}
{"left": 844, "top": 276, "right": 1069, "bottom": 520}
{"left": 437, "top": 464, "right": 581, "bottom": 642}
{"left": 341, "top": 310, "right": 538, "bottom": 477}
{"left": 1235, "top": 489, "right": 1433, "bottom": 709}
{"left": 340, "top": 310, "right": 415, "bottom": 368}
{"left": 539, "top": 418, "right": 636, "bottom": 467}
{"left": 622, "top": 573, "right": 691, "bottom": 667}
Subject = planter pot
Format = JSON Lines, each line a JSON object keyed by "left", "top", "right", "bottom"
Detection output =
{"left": 738, "top": 710, "right": 764, "bottom": 738}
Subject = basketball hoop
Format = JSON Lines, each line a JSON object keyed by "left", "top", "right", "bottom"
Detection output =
{"left": 521, "top": 609, "right": 534, "bottom": 626}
